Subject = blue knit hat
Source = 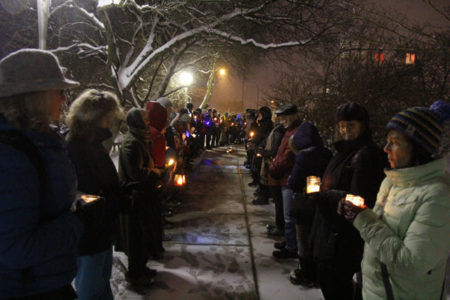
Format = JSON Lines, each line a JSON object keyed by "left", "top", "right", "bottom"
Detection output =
{"left": 429, "top": 100, "right": 450, "bottom": 123}
{"left": 386, "top": 107, "right": 443, "bottom": 155}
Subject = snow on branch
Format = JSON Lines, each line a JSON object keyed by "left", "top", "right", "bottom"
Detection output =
{"left": 50, "top": 0, "right": 105, "bottom": 30}
{"left": 52, "top": 43, "right": 107, "bottom": 56}
{"left": 119, "top": 3, "right": 271, "bottom": 89}
{"left": 209, "top": 28, "right": 311, "bottom": 49}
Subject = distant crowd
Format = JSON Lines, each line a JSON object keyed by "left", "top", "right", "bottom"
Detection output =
{"left": 0, "top": 48, "right": 449, "bottom": 300}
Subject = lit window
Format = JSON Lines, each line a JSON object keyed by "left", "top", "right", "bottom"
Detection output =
{"left": 374, "top": 52, "right": 385, "bottom": 63}
{"left": 405, "top": 53, "right": 415, "bottom": 64}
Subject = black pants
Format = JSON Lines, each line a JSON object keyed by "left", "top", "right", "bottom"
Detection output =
{"left": 318, "top": 262, "right": 354, "bottom": 300}
{"left": 8, "top": 285, "right": 77, "bottom": 300}
{"left": 270, "top": 185, "right": 284, "bottom": 230}
{"left": 127, "top": 211, "right": 149, "bottom": 278}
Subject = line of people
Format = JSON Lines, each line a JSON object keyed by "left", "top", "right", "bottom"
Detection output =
{"left": 0, "top": 49, "right": 243, "bottom": 299}
{"left": 245, "top": 100, "right": 450, "bottom": 299}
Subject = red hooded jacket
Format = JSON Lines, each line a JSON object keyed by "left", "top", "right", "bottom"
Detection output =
{"left": 145, "top": 101, "right": 167, "bottom": 168}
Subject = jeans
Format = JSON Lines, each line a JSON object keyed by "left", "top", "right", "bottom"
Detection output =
{"left": 75, "top": 248, "right": 113, "bottom": 300}
{"left": 282, "top": 186, "right": 297, "bottom": 252}
{"left": 270, "top": 185, "right": 284, "bottom": 230}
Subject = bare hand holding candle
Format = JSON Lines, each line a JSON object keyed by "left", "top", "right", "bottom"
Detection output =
{"left": 339, "top": 194, "right": 367, "bottom": 223}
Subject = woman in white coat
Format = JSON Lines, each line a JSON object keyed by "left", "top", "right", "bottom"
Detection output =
{"left": 339, "top": 106, "right": 450, "bottom": 300}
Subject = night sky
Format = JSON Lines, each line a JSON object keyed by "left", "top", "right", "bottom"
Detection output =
{"left": 205, "top": 0, "right": 449, "bottom": 113}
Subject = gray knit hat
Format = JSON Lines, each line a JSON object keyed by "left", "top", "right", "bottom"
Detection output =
{"left": 0, "top": 49, "right": 79, "bottom": 98}
{"left": 156, "top": 97, "right": 173, "bottom": 109}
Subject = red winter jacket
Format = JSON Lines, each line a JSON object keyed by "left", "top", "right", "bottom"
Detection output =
{"left": 145, "top": 101, "right": 167, "bottom": 168}
{"left": 269, "top": 119, "right": 302, "bottom": 186}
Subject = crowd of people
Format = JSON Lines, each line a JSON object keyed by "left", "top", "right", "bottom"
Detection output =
{"left": 0, "top": 48, "right": 448, "bottom": 300}
{"left": 245, "top": 101, "right": 450, "bottom": 299}
{"left": 0, "top": 48, "right": 248, "bottom": 299}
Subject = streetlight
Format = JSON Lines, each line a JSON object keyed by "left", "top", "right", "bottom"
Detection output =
{"left": 218, "top": 68, "right": 226, "bottom": 76}
{"left": 178, "top": 71, "right": 194, "bottom": 86}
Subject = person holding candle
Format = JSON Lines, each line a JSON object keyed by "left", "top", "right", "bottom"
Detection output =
{"left": 66, "top": 89, "right": 124, "bottom": 300}
{"left": 0, "top": 49, "right": 83, "bottom": 299}
{"left": 286, "top": 121, "right": 332, "bottom": 287}
{"left": 339, "top": 105, "right": 450, "bottom": 300}
{"left": 117, "top": 108, "right": 161, "bottom": 290}
{"left": 269, "top": 103, "right": 303, "bottom": 259}
{"left": 145, "top": 100, "right": 168, "bottom": 255}
{"left": 310, "top": 102, "right": 386, "bottom": 299}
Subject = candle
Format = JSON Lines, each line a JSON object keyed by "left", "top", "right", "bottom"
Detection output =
{"left": 306, "top": 176, "right": 321, "bottom": 194}
{"left": 167, "top": 159, "right": 175, "bottom": 167}
{"left": 174, "top": 174, "right": 186, "bottom": 186}
{"left": 345, "top": 194, "right": 366, "bottom": 208}
{"left": 81, "top": 194, "right": 100, "bottom": 203}
{"left": 249, "top": 131, "right": 254, "bottom": 138}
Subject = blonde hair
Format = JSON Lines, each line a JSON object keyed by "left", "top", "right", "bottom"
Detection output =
{"left": 0, "top": 91, "right": 57, "bottom": 131}
{"left": 66, "top": 89, "right": 123, "bottom": 141}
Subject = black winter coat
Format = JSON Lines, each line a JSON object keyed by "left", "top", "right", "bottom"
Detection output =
{"left": 67, "top": 127, "right": 121, "bottom": 256}
{"left": 310, "top": 131, "right": 386, "bottom": 271}
{"left": 117, "top": 127, "right": 161, "bottom": 255}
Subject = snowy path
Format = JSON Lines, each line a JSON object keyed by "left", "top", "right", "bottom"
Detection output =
{"left": 110, "top": 145, "right": 322, "bottom": 299}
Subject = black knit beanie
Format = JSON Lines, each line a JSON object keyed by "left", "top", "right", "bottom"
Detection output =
{"left": 335, "top": 102, "right": 369, "bottom": 128}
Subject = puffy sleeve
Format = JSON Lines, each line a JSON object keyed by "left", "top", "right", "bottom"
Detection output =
{"left": 0, "top": 145, "right": 82, "bottom": 270}
{"left": 354, "top": 182, "right": 450, "bottom": 276}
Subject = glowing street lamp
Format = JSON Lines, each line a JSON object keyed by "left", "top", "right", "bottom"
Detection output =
{"left": 218, "top": 68, "right": 226, "bottom": 76}
{"left": 178, "top": 71, "right": 194, "bottom": 86}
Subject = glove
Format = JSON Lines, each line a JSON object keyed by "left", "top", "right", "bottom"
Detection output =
{"left": 73, "top": 196, "right": 105, "bottom": 225}
{"left": 337, "top": 198, "right": 367, "bottom": 224}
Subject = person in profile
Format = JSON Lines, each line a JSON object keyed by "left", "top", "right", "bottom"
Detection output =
{"left": 66, "top": 89, "right": 124, "bottom": 300}
{"left": 340, "top": 105, "right": 450, "bottom": 300}
{"left": 0, "top": 49, "right": 83, "bottom": 299}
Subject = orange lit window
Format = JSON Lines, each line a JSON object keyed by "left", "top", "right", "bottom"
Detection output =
{"left": 374, "top": 52, "right": 385, "bottom": 63}
{"left": 405, "top": 53, "right": 415, "bottom": 64}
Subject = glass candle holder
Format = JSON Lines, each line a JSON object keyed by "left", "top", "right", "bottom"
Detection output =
{"left": 174, "top": 174, "right": 186, "bottom": 186}
{"left": 306, "top": 176, "right": 321, "bottom": 194}
{"left": 345, "top": 194, "right": 366, "bottom": 208}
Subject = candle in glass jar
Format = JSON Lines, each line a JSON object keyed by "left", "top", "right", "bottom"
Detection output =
{"left": 306, "top": 176, "right": 321, "bottom": 194}
{"left": 345, "top": 194, "right": 366, "bottom": 208}
{"left": 174, "top": 174, "right": 186, "bottom": 186}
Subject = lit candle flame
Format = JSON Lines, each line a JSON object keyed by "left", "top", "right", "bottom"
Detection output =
{"left": 174, "top": 174, "right": 186, "bottom": 186}
{"left": 306, "top": 176, "right": 321, "bottom": 194}
{"left": 81, "top": 194, "right": 100, "bottom": 203}
{"left": 345, "top": 194, "right": 366, "bottom": 208}
{"left": 249, "top": 131, "right": 254, "bottom": 138}
{"left": 167, "top": 159, "right": 175, "bottom": 167}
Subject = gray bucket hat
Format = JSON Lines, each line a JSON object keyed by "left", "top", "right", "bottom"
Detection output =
{"left": 0, "top": 48, "right": 79, "bottom": 98}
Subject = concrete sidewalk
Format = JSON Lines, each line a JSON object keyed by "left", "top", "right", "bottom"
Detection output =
{"left": 111, "top": 145, "right": 324, "bottom": 299}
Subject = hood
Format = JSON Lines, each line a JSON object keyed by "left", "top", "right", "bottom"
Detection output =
{"left": 145, "top": 101, "right": 167, "bottom": 131}
{"left": 289, "top": 121, "right": 322, "bottom": 154}
{"left": 126, "top": 108, "right": 147, "bottom": 130}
